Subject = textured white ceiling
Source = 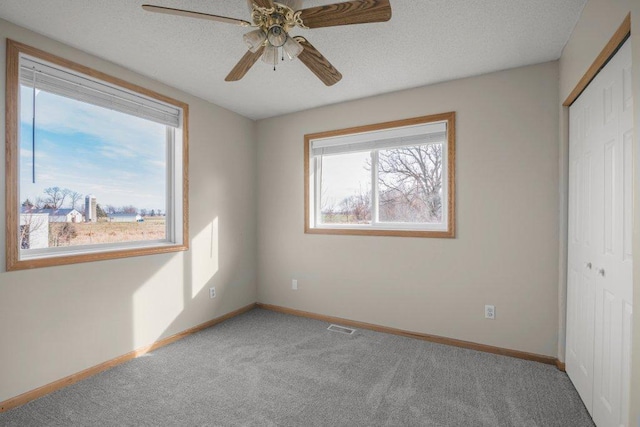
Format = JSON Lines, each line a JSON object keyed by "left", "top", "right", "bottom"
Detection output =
{"left": 0, "top": 0, "right": 586, "bottom": 120}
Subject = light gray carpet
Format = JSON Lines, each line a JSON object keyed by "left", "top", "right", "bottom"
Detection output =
{"left": 1, "top": 308, "right": 593, "bottom": 426}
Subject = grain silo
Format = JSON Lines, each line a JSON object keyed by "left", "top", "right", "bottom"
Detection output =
{"left": 85, "top": 195, "right": 97, "bottom": 222}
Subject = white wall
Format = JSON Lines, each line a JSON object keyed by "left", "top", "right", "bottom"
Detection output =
{"left": 558, "top": 0, "right": 639, "bottom": 422}
{"left": 256, "top": 61, "right": 560, "bottom": 357}
{"left": 631, "top": 3, "right": 640, "bottom": 423}
{"left": 0, "top": 18, "right": 258, "bottom": 403}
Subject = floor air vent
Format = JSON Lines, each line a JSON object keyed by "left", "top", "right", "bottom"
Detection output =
{"left": 327, "top": 324, "right": 356, "bottom": 335}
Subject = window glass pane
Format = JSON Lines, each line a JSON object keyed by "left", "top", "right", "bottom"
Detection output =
{"left": 319, "top": 151, "right": 372, "bottom": 225}
{"left": 19, "top": 86, "right": 167, "bottom": 250}
{"left": 377, "top": 144, "right": 443, "bottom": 223}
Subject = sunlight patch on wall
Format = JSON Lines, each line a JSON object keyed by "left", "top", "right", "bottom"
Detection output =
{"left": 192, "top": 217, "right": 219, "bottom": 298}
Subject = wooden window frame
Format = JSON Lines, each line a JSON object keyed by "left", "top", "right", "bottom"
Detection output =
{"left": 304, "top": 112, "right": 456, "bottom": 238}
{"left": 5, "top": 39, "right": 189, "bottom": 271}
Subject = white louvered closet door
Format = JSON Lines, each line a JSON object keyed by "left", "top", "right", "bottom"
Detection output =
{"left": 566, "top": 39, "right": 633, "bottom": 427}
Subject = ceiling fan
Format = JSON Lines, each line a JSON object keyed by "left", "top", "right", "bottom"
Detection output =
{"left": 141, "top": 0, "right": 392, "bottom": 86}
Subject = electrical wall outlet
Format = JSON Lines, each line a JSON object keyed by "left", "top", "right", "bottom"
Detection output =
{"left": 485, "top": 305, "right": 495, "bottom": 319}
{"left": 209, "top": 287, "right": 216, "bottom": 299}
{"left": 292, "top": 279, "right": 298, "bottom": 290}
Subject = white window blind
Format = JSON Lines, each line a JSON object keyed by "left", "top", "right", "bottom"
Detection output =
{"left": 19, "top": 56, "right": 181, "bottom": 128}
{"left": 311, "top": 121, "right": 446, "bottom": 156}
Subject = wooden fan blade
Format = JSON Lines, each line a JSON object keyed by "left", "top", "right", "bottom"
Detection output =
{"left": 225, "top": 47, "right": 266, "bottom": 82}
{"left": 142, "top": 5, "right": 251, "bottom": 27}
{"left": 295, "top": 38, "right": 342, "bottom": 86}
{"left": 251, "top": 0, "right": 275, "bottom": 9}
{"left": 298, "top": 0, "right": 391, "bottom": 29}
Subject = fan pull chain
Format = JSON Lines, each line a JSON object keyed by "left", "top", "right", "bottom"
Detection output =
{"left": 273, "top": 47, "right": 277, "bottom": 71}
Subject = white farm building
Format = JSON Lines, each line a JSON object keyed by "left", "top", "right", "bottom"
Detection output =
{"left": 108, "top": 213, "right": 143, "bottom": 223}
{"left": 23, "top": 208, "right": 84, "bottom": 223}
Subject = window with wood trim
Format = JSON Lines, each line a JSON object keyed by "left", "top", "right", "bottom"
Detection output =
{"left": 5, "top": 40, "right": 189, "bottom": 270}
{"left": 305, "top": 113, "right": 455, "bottom": 237}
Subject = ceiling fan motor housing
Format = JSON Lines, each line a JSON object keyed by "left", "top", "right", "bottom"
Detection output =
{"left": 251, "top": 2, "right": 300, "bottom": 35}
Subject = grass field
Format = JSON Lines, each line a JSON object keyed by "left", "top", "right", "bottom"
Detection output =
{"left": 49, "top": 217, "right": 166, "bottom": 246}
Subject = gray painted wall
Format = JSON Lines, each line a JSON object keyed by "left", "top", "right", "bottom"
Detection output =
{"left": 256, "top": 61, "right": 561, "bottom": 357}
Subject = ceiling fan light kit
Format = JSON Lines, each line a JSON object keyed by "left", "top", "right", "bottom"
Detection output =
{"left": 283, "top": 36, "right": 304, "bottom": 60}
{"left": 262, "top": 44, "right": 279, "bottom": 67}
{"left": 243, "top": 29, "right": 267, "bottom": 53}
{"left": 143, "top": 0, "right": 392, "bottom": 86}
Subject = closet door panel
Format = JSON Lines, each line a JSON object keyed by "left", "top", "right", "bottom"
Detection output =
{"left": 591, "top": 39, "right": 632, "bottom": 427}
{"left": 567, "top": 39, "right": 633, "bottom": 427}
{"left": 566, "top": 86, "right": 596, "bottom": 411}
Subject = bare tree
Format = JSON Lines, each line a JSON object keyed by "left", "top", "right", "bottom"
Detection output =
{"left": 321, "top": 201, "right": 337, "bottom": 223}
{"left": 69, "top": 191, "right": 83, "bottom": 211}
{"left": 50, "top": 223, "right": 77, "bottom": 247}
{"left": 96, "top": 204, "right": 107, "bottom": 218}
{"left": 121, "top": 205, "right": 138, "bottom": 214}
{"left": 339, "top": 185, "right": 371, "bottom": 224}
{"left": 376, "top": 145, "right": 443, "bottom": 222}
{"left": 320, "top": 186, "right": 338, "bottom": 223}
{"left": 34, "top": 196, "right": 46, "bottom": 209}
{"left": 22, "top": 198, "right": 34, "bottom": 209}
{"left": 43, "top": 187, "right": 68, "bottom": 209}
{"left": 19, "top": 213, "right": 48, "bottom": 249}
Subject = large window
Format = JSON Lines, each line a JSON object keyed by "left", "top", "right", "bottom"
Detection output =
{"left": 305, "top": 113, "right": 455, "bottom": 237}
{"left": 6, "top": 40, "right": 189, "bottom": 270}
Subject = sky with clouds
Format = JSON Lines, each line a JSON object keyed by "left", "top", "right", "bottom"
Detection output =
{"left": 19, "top": 86, "right": 167, "bottom": 212}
